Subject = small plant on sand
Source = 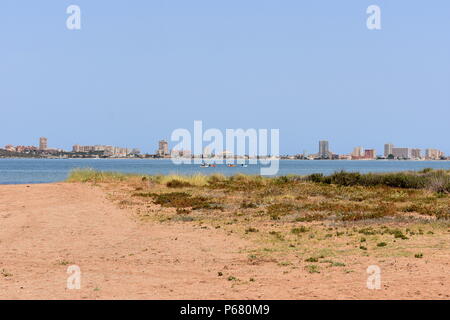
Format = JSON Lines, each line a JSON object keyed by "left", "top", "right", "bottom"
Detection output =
{"left": 322, "top": 260, "right": 345, "bottom": 267}
{"left": 358, "top": 227, "right": 377, "bottom": 235}
{"left": 241, "top": 201, "right": 258, "bottom": 209}
{"left": 176, "top": 208, "right": 191, "bottom": 214}
{"left": 291, "top": 226, "right": 309, "bottom": 234}
{"left": 248, "top": 254, "right": 258, "bottom": 261}
{"left": 245, "top": 227, "right": 259, "bottom": 234}
{"left": 305, "top": 257, "right": 319, "bottom": 262}
{"left": 57, "top": 259, "right": 71, "bottom": 266}
{"left": 414, "top": 253, "right": 423, "bottom": 258}
{"left": 166, "top": 179, "right": 192, "bottom": 188}
{"left": 1, "top": 269, "right": 12, "bottom": 277}
{"left": 331, "top": 262, "right": 346, "bottom": 267}
{"left": 305, "top": 265, "right": 320, "bottom": 274}
{"left": 390, "top": 229, "right": 409, "bottom": 240}
{"left": 377, "top": 242, "right": 387, "bottom": 247}
{"left": 268, "top": 231, "right": 285, "bottom": 241}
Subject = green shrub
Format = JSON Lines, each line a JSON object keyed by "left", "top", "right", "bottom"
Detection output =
{"left": 134, "top": 192, "right": 219, "bottom": 210}
{"left": 306, "top": 173, "right": 325, "bottom": 183}
{"left": 291, "top": 226, "right": 309, "bottom": 234}
{"left": 425, "top": 171, "right": 450, "bottom": 193}
{"left": 166, "top": 179, "right": 192, "bottom": 188}
{"left": 330, "top": 171, "right": 362, "bottom": 186}
{"left": 381, "top": 173, "right": 424, "bottom": 189}
{"left": 267, "top": 203, "right": 297, "bottom": 220}
{"left": 305, "top": 170, "right": 447, "bottom": 190}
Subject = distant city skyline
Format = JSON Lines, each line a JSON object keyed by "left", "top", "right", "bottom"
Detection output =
{"left": 1, "top": 1, "right": 449, "bottom": 154}
{"left": 2, "top": 136, "right": 446, "bottom": 160}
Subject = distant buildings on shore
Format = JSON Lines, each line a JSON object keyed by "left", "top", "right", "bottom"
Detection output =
{"left": 384, "top": 144, "right": 394, "bottom": 157}
{"left": 0, "top": 137, "right": 141, "bottom": 159}
{"left": 157, "top": 140, "right": 169, "bottom": 157}
{"left": 0, "top": 137, "right": 448, "bottom": 160}
{"left": 3, "top": 137, "right": 64, "bottom": 156}
{"left": 349, "top": 146, "right": 376, "bottom": 160}
{"left": 425, "top": 148, "right": 445, "bottom": 160}
{"left": 318, "top": 140, "right": 332, "bottom": 159}
{"left": 382, "top": 143, "right": 444, "bottom": 160}
{"left": 72, "top": 145, "right": 140, "bottom": 158}
{"left": 39, "top": 137, "right": 47, "bottom": 150}
{"left": 287, "top": 140, "right": 446, "bottom": 161}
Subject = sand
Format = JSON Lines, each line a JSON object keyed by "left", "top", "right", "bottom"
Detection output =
{"left": 0, "top": 183, "right": 449, "bottom": 299}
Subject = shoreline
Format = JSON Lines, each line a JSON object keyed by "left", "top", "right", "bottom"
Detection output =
{"left": 2, "top": 164, "right": 450, "bottom": 186}
{"left": 1, "top": 157, "right": 450, "bottom": 161}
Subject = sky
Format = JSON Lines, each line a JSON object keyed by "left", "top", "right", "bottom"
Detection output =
{"left": 0, "top": 0, "right": 449, "bottom": 155}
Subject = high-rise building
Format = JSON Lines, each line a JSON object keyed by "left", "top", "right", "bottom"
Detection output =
{"left": 72, "top": 145, "right": 95, "bottom": 153}
{"left": 351, "top": 146, "right": 364, "bottom": 157}
{"left": 384, "top": 143, "right": 394, "bottom": 157}
{"left": 392, "top": 147, "right": 412, "bottom": 159}
{"left": 39, "top": 137, "right": 48, "bottom": 150}
{"left": 158, "top": 140, "right": 169, "bottom": 156}
{"left": 411, "top": 149, "right": 422, "bottom": 159}
{"left": 364, "top": 149, "right": 376, "bottom": 159}
{"left": 72, "top": 144, "right": 135, "bottom": 156}
{"left": 425, "top": 149, "right": 444, "bottom": 160}
{"left": 318, "top": 140, "right": 330, "bottom": 159}
{"left": 4, "top": 144, "right": 15, "bottom": 152}
{"left": 203, "top": 147, "right": 212, "bottom": 157}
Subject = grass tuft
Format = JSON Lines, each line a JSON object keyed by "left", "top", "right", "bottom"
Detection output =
{"left": 67, "top": 168, "right": 135, "bottom": 183}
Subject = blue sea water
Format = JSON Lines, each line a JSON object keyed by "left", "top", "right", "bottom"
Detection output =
{"left": 0, "top": 158, "right": 450, "bottom": 185}
{"left": 0, "top": 159, "right": 450, "bottom": 184}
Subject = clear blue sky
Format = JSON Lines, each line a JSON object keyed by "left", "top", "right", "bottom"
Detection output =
{"left": 1, "top": 0, "right": 449, "bottom": 154}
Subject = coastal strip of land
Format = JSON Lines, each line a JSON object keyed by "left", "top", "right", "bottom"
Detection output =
{"left": 0, "top": 170, "right": 449, "bottom": 299}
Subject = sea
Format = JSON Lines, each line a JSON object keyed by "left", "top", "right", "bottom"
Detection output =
{"left": 1, "top": 158, "right": 450, "bottom": 185}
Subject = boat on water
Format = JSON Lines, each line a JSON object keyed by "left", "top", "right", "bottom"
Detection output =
{"left": 200, "top": 163, "right": 209, "bottom": 168}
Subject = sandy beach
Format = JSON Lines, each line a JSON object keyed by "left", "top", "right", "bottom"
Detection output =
{"left": 0, "top": 181, "right": 449, "bottom": 299}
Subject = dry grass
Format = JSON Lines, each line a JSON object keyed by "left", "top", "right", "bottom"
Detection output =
{"left": 66, "top": 168, "right": 135, "bottom": 183}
